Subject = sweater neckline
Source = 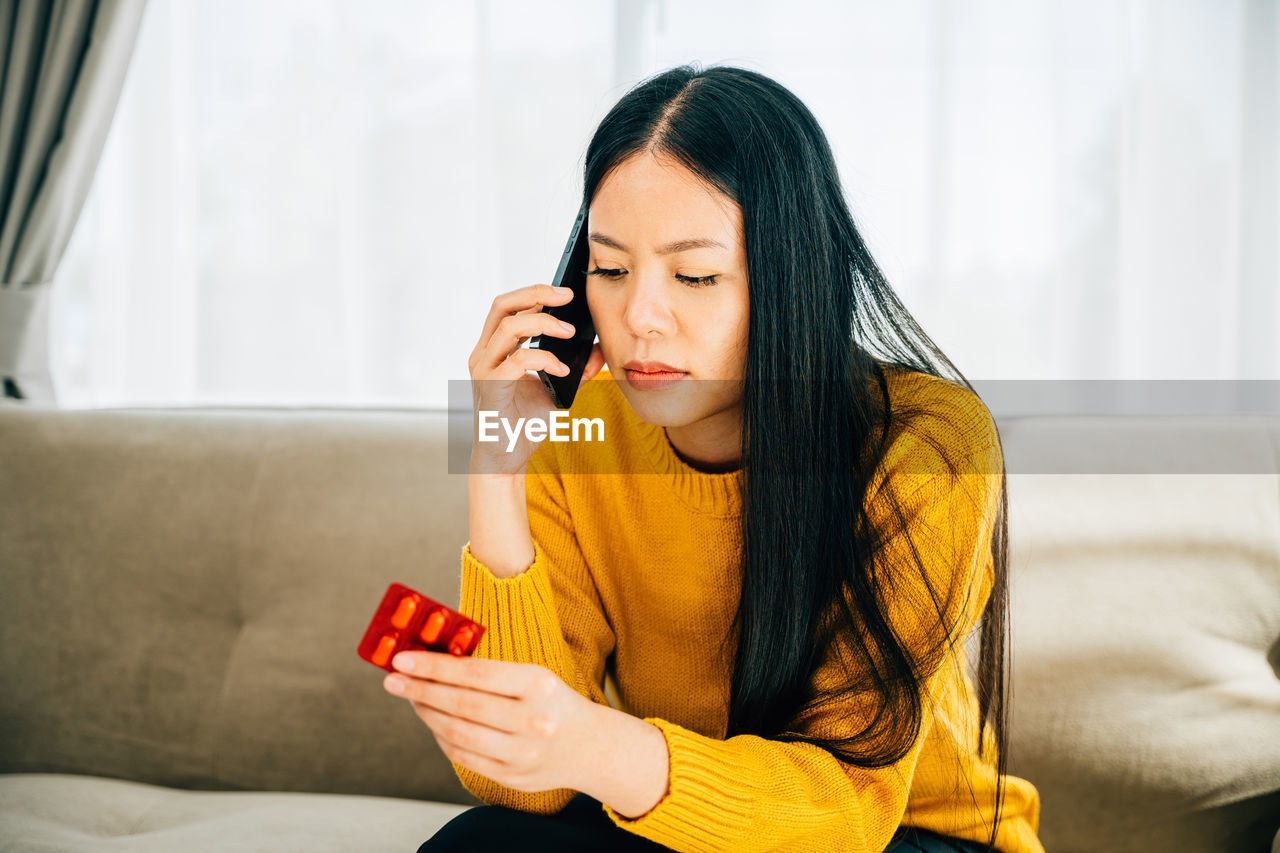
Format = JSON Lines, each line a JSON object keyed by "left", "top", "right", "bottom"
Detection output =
{"left": 634, "top": 415, "right": 744, "bottom": 519}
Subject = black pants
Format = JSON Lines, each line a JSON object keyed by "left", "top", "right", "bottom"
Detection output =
{"left": 419, "top": 791, "right": 993, "bottom": 852}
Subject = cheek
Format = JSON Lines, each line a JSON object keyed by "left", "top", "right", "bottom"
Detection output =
{"left": 713, "top": 300, "right": 749, "bottom": 362}
{"left": 586, "top": 289, "right": 616, "bottom": 342}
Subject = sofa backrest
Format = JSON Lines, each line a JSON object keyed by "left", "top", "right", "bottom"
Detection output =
{"left": 994, "top": 414, "right": 1280, "bottom": 853}
{"left": 2, "top": 405, "right": 1278, "bottom": 852}
{"left": 0, "top": 406, "right": 478, "bottom": 807}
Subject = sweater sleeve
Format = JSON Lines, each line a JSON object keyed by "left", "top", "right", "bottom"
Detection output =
{"left": 598, "top": 395, "right": 1004, "bottom": 853}
{"left": 448, "top": 443, "right": 617, "bottom": 815}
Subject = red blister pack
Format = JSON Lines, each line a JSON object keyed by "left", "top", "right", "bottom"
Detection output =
{"left": 356, "top": 582, "right": 487, "bottom": 671}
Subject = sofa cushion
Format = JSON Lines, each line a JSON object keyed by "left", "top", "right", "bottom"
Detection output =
{"left": 0, "top": 772, "right": 466, "bottom": 852}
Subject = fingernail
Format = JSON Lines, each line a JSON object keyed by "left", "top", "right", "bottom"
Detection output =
{"left": 393, "top": 653, "right": 414, "bottom": 672}
{"left": 555, "top": 286, "right": 572, "bottom": 293}
{"left": 559, "top": 320, "right": 574, "bottom": 331}
{"left": 385, "top": 676, "right": 405, "bottom": 694}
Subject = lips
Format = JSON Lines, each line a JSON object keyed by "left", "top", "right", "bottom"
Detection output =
{"left": 623, "top": 360, "right": 684, "bottom": 373}
{"left": 622, "top": 360, "right": 688, "bottom": 391}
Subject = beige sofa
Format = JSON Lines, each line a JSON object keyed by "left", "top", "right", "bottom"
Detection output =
{"left": 1, "top": 403, "right": 1278, "bottom": 853}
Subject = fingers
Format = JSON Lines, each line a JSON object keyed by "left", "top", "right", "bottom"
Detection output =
{"left": 478, "top": 311, "right": 576, "bottom": 373}
{"left": 490, "top": 346, "right": 568, "bottom": 384}
{"left": 389, "top": 674, "right": 521, "bottom": 734}
{"left": 421, "top": 710, "right": 512, "bottom": 774}
{"left": 391, "top": 651, "right": 549, "bottom": 699}
{"left": 472, "top": 284, "right": 573, "bottom": 369}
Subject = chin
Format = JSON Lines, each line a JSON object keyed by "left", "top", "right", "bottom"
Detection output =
{"left": 617, "top": 384, "right": 707, "bottom": 428}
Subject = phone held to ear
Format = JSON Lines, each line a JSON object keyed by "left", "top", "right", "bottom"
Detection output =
{"left": 530, "top": 199, "right": 597, "bottom": 409}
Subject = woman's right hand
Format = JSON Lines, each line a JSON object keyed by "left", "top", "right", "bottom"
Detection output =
{"left": 467, "top": 283, "right": 605, "bottom": 475}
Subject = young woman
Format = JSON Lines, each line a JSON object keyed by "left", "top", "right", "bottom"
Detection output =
{"left": 387, "top": 64, "right": 1045, "bottom": 853}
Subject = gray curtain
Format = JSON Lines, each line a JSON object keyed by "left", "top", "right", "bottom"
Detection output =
{"left": 0, "top": 0, "right": 146, "bottom": 404}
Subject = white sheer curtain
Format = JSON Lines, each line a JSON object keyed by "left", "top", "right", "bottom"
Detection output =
{"left": 49, "top": 0, "right": 1279, "bottom": 409}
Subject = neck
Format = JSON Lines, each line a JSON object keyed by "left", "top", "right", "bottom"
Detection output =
{"left": 664, "top": 403, "right": 743, "bottom": 473}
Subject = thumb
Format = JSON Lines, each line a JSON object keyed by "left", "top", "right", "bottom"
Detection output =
{"left": 580, "top": 342, "right": 606, "bottom": 384}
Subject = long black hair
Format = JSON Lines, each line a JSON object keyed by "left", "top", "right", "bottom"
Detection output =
{"left": 582, "top": 63, "right": 1012, "bottom": 852}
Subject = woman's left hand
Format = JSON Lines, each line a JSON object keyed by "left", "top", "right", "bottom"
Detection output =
{"left": 383, "top": 650, "right": 601, "bottom": 794}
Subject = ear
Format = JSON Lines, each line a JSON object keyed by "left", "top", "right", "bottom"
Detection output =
{"left": 580, "top": 342, "right": 606, "bottom": 384}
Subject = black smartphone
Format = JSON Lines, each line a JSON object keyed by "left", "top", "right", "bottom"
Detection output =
{"left": 530, "top": 199, "right": 596, "bottom": 409}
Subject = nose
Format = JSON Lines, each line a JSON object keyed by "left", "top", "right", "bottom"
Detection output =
{"left": 621, "top": 272, "right": 677, "bottom": 339}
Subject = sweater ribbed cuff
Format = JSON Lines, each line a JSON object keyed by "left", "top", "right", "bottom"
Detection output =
{"left": 600, "top": 716, "right": 767, "bottom": 850}
{"left": 453, "top": 540, "right": 579, "bottom": 815}
{"left": 459, "top": 539, "right": 569, "bottom": 676}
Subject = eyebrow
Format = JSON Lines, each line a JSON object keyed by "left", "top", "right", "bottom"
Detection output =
{"left": 588, "top": 233, "right": 729, "bottom": 255}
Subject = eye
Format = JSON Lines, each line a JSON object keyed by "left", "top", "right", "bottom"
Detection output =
{"left": 586, "top": 267, "right": 719, "bottom": 287}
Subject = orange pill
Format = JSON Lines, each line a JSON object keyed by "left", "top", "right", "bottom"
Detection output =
{"left": 448, "top": 624, "right": 476, "bottom": 656}
{"left": 371, "top": 633, "right": 398, "bottom": 667}
{"left": 389, "top": 594, "right": 419, "bottom": 629}
{"left": 419, "top": 609, "right": 448, "bottom": 644}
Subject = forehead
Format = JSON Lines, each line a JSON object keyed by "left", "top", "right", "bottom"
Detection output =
{"left": 590, "top": 152, "right": 742, "bottom": 249}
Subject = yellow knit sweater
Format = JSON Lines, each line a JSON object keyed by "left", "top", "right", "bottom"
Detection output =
{"left": 451, "top": 367, "right": 1044, "bottom": 853}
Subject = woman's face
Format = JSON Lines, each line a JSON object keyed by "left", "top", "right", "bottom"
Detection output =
{"left": 586, "top": 152, "right": 749, "bottom": 438}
